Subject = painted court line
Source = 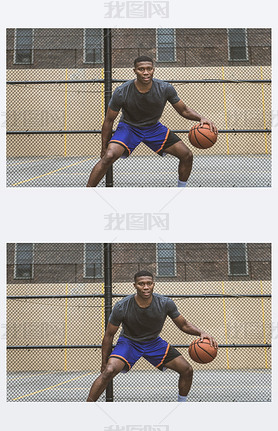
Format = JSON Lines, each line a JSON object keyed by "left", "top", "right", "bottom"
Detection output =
{"left": 11, "top": 157, "right": 94, "bottom": 186}
{"left": 12, "top": 371, "right": 93, "bottom": 401}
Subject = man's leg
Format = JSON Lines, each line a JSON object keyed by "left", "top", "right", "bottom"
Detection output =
{"left": 86, "top": 143, "right": 126, "bottom": 187}
{"left": 163, "top": 141, "right": 193, "bottom": 185}
{"left": 87, "top": 357, "right": 126, "bottom": 401}
{"left": 163, "top": 355, "right": 193, "bottom": 399}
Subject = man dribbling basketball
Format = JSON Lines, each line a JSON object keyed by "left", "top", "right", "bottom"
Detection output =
{"left": 86, "top": 270, "right": 218, "bottom": 402}
{"left": 86, "top": 56, "right": 217, "bottom": 187}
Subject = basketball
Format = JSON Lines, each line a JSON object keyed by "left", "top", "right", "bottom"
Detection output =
{"left": 188, "top": 123, "right": 218, "bottom": 149}
{"left": 188, "top": 338, "right": 217, "bottom": 364}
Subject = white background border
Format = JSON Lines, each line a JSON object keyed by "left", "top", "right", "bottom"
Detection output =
{"left": 1, "top": 1, "right": 277, "bottom": 430}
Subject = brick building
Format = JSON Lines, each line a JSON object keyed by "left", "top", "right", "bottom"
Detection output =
{"left": 6, "top": 28, "right": 271, "bottom": 70}
{"left": 7, "top": 243, "right": 271, "bottom": 285}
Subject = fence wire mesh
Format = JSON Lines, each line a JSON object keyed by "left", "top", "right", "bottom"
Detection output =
{"left": 6, "top": 28, "right": 271, "bottom": 187}
{"left": 7, "top": 243, "right": 271, "bottom": 402}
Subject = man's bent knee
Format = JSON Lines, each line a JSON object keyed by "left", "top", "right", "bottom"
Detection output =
{"left": 101, "top": 150, "right": 119, "bottom": 166}
{"left": 181, "top": 146, "right": 193, "bottom": 161}
{"left": 101, "top": 364, "right": 118, "bottom": 381}
{"left": 166, "top": 141, "right": 193, "bottom": 162}
{"left": 182, "top": 363, "right": 193, "bottom": 377}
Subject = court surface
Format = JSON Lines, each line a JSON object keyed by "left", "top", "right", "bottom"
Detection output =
{"left": 6, "top": 154, "right": 271, "bottom": 187}
{"left": 7, "top": 369, "right": 271, "bottom": 402}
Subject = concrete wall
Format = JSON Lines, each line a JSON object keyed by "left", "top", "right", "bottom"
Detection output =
{"left": 6, "top": 65, "right": 271, "bottom": 158}
{"left": 7, "top": 280, "right": 271, "bottom": 372}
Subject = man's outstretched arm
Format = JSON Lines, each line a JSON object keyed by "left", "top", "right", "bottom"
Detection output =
{"left": 101, "top": 322, "right": 119, "bottom": 371}
{"left": 172, "top": 100, "right": 217, "bottom": 134}
{"left": 101, "top": 107, "right": 119, "bottom": 157}
{"left": 172, "top": 314, "right": 218, "bottom": 348}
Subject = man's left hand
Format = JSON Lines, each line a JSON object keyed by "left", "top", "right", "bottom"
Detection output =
{"left": 199, "top": 117, "right": 218, "bottom": 134}
{"left": 200, "top": 332, "right": 218, "bottom": 349}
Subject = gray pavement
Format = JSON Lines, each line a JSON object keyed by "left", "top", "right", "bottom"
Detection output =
{"left": 7, "top": 369, "right": 271, "bottom": 402}
{"left": 6, "top": 154, "right": 271, "bottom": 187}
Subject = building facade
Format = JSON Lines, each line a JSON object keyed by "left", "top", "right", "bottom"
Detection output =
{"left": 6, "top": 28, "right": 271, "bottom": 70}
{"left": 7, "top": 243, "right": 271, "bottom": 285}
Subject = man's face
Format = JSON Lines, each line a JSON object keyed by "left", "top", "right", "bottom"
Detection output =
{"left": 134, "top": 276, "right": 154, "bottom": 299}
{"left": 133, "top": 61, "right": 154, "bottom": 85}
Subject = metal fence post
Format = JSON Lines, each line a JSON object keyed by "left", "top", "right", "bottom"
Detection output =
{"left": 104, "top": 243, "right": 113, "bottom": 401}
{"left": 104, "top": 29, "right": 113, "bottom": 187}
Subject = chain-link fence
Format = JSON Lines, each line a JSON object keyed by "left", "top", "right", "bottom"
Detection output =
{"left": 6, "top": 28, "right": 271, "bottom": 187}
{"left": 7, "top": 243, "right": 271, "bottom": 402}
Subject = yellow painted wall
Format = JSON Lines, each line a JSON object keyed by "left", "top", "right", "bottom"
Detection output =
{"left": 7, "top": 280, "right": 271, "bottom": 371}
{"left": 6, "top": 66, "right": 271, "bottom": 157}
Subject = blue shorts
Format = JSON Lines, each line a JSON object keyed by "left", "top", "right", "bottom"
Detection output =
{"left": 109, "top": 336, "right": 180, "bottom": 372}
{"left": 109, "top": 122, "right": 180, "bottom": 158}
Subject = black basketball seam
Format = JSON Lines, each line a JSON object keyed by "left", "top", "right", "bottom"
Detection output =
{"left": 196, "top": 340, "right": 215, "bottom": 359}
{"left": 189, "top": 341, "right": 195, "bottom": 356}
{"left": 194, "top": 341, "right": 205, "bottom": 363}
{"left": 193, "top": 341, "right": 205, "bottom": 363}
{"left": 193, "top": 127, "right": 204, "bottom": 149}
{"left": 193, "top": 127, "right": 205, "bottom": 149}
{"left": 197, "top": 132, "right": 214, "bottom": 145}
{"left": 196, "top": 124, "right": 216, "bottom": 145}
{"left": 188, "top": 126, "right": 196, "bottom": 143}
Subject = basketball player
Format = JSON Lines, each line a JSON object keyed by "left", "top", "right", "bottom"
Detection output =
{"left": 87, "top": 270, "right": 218, "bottom": 402}
{"left": 86, "top": 56, "right": 217, "bottom": 187}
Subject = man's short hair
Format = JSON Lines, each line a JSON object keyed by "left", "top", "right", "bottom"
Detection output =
{"left": 134, "top": 270, "right": 154, "bottom": 282}
{"left": 134, "top": 56, "right": 153, "bottom": 67}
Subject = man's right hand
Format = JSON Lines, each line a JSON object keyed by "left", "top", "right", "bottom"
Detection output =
{"left": 101, "top": 147, "right": 107, "bottom": 158}
{"left": 101, "top": 363, "right": 107, "bottom": 373}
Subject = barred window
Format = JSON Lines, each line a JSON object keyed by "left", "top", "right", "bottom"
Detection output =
{"left": 156, "top": 29, "right": 176, "bottom": 62}
{"left": 84, "top": 29, "right": 103, "bottom": 63}
{"left": 84, "top": 244, "right": 103, "bottom": 278}
{"left": 227, "top": 243, "right": 248, "bottom": 275}
{"left": 227, "top": 29, "right": 248, "bottom": 61}
{"left": 156, "top": 243, "right": 176, "bottom": 277}
{"left": 14, "top": 29, "right": 33, "bottom": 64}
{"left": 14, "top": 243, "right": 34, "bottom": 279}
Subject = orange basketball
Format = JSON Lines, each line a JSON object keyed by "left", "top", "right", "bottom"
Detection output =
{"left": 188, "top": 123, "right": 217, "bottom": 149}
{"left": 188, "top": 338, "right": 217, "bottom": 364}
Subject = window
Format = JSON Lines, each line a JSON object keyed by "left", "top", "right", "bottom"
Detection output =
{"left": 156, "top": 29, "right": 176, "bottom": 62}
{"left": 84, "top": 29, "right": 103, "bottom": 63}
{"left": 14, "top": 29, "right": 33, "bottom": 64}
{"left": 156, "top": 243, "right": 176, "bottom": 277}
{"left": 227, "top": 243, "right": 248, "bottom": 276}
{"left": 227, "top": 29, "right": 248, "bottom": 61}
{"left": 84, "top": 244, "right": 103, "bottom": 278}
{"left": 14, "top": 243, "right": 34, "bottom": 279}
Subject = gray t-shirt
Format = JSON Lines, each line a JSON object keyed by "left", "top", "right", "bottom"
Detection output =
{"left": 108, "top": 78, "right": 180, "bottom": 127}
{"left": 108, "top": 293, "right": 181, "bottom": 342}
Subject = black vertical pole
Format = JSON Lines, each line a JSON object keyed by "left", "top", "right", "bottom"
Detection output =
{"left": 104, "top": 243, "right": 113, "bottom": 401}
{"left": 104, "top": 29, "right": 113, "bottom": 187}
